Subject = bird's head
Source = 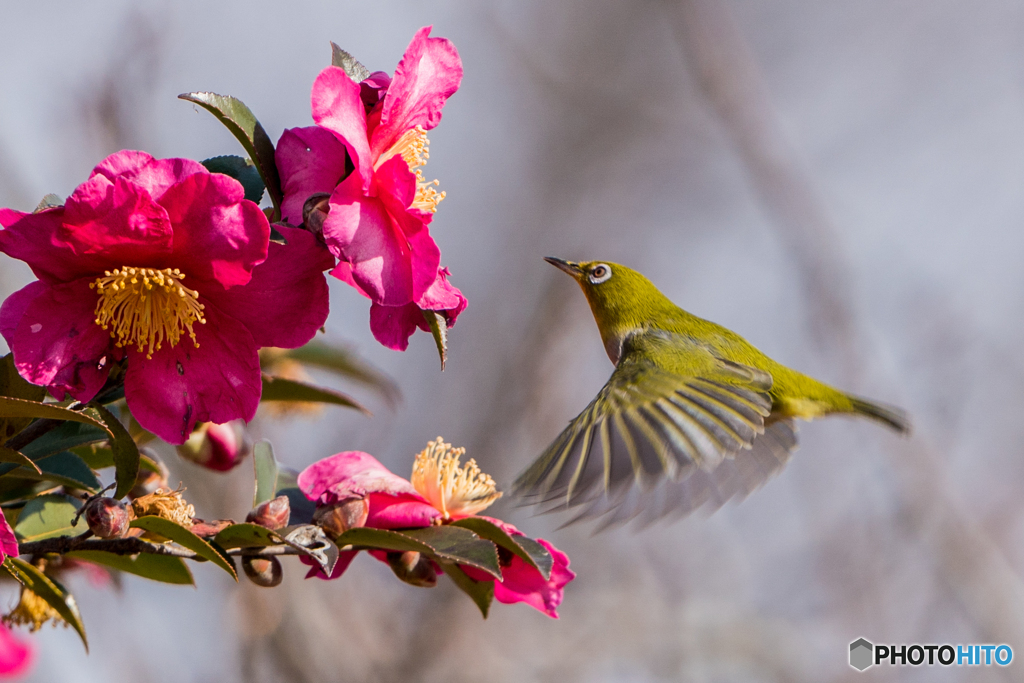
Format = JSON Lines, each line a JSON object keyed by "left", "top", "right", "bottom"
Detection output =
{"left": 545, "top": 257, "right": 673, "bottom": 362}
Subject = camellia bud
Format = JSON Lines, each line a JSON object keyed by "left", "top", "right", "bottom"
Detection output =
{"left": 245, "top": 496, "right": 291, "bottom": 530}
{"left": 386, "top": 551, "right": 437, "bottom": 588}
{"left": 176, "top": 421, "right": 250, "bottom": 472}
{"left": 302, "top": 192, "right": 331, "bottom": 237}
{"left": 242, "top": 556, "right": 283, "bottom": 588}
{"left": 83, "top": 497, "right": 130, "bottom": 539}
{"left": 312, "top": 497, "right": 368, "bottom": 539}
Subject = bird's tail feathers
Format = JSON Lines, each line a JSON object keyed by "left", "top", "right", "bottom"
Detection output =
{"left": 848, "top": 396, "right": 911, "bottom": 435}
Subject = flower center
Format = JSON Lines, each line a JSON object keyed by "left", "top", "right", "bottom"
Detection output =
{"left": 90, "top": 267, "right": 206, "bottom": 359}
{"left": 411, "top": 436, "right": 501, "bottom": 520}
{"left": 378, "top": 125, "right": 446, "bottom": 213}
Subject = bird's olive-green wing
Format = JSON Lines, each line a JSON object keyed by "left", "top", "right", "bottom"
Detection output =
{"left": 512, "top": 333, "right": 797, "bottom": 524}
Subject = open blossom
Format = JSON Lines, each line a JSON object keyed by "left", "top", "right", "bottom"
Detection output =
{"left": 0, "top": 150, "right": 333, "bottom": 444}
{"left": 298, "top": 437, "right": 575, "bottom": 618}
{"left": 276, "top": 26, "right": 465, "bottom": 342}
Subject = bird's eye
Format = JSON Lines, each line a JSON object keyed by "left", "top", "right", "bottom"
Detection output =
{"left": 588, "top": 264, "right": 612, "bottom": 284}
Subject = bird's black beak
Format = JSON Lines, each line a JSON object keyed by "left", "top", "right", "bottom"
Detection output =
{"left": 544, "top": 256, "right": 584, "bottom": 278}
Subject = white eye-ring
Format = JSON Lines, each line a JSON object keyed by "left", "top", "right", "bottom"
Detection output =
{"left": 588, "top": 263, "right": 612, "bottom": 284}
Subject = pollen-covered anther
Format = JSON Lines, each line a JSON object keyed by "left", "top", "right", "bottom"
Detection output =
{"left": 90, "top": 266, "right": 206, "bottom": 358}
{"left": 380, "top": 125, "right": 446, "bottom": 213}
{"left": 411, "top": 436, "right": 501, "bottom": 520}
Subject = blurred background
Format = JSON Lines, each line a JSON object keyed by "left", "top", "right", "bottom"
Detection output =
{"left": 2, "top": 0, "right": 1024, "bottom": 680}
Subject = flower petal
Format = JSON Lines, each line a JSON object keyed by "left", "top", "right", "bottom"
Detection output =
{"left": 159, "top": 171, "right": 270, "bottom": 290}
{"left": 311, "top": 66, "right": 372, "bottom": 185}
{"left": 0, "top": 623, "right": 33, "bottom": 677}
{"left": 0, "top": 513, "right": 17, "bottom": 563}
{"left": 298, "top": 451, "right": 425, "bottom": 504}
{"left": 0, "top": 208, "right": 105, "bottom": 284}
{"left": 491, "top": 538, "right": 574, "bottom": 618}
{"left": 0, "top": 280, "right": 45, "bottom": 344}
{"left": 202, "top": 226, "right": 332, "bottom": 348}
{"left": 371, "top": 26, "right": 463, "bottom": 159}
{"left": 276, "top": 126, "right": 351, "bottom": 225}
{"left": 124, "top": 304, "right": 261, "bottom": 444}
{"left": 302, "top": 548, "right": 357, "bottom": 580}
{"left": 365, "top": 492, "right": 440, "bottom": 529}
{"left": 368, "top": 302, "right": 421, "bottom": 351}
{"left": 90, "top": 150, "right": 207, "bottom": 201}
{"left": 4, "top": 278, "right": 112, "bottom": 402}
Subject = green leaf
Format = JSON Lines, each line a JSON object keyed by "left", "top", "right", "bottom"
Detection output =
{"left": 33, "top": 194, "right": 63, "bottom": 213}
{"left": 213, "top": 523, "right": 280, "bottom": 550}
{"left": 423, "top": 311, "right": 448, "bottom": 371}
{"left": 12, "top": 451, "right": 100, "bottom": 492}
{"left": 0, "top": 396, "right": 106, "bottom": 428}
{"left": 438, "top": 560, "right": 494, "bottom": 618}
{"left": 0, "top": 446, "right": 40, "bottom": 473}
{"left": 336, "top": 526, "right": 501, "bottom": 579}
{"left": 5, "top": 557, "right": 87, "bottom": 651}
{"left": 202, "top": 155, "right": 265, "bottom": 204}
{"left": 179, "top": 92, "right": 282, "bottom": 218}
{"left": 0, "top": 354, "right": 47, "bottom": 442}
{"left": 282, "top": 341, "right": 400, "bottom": 407}
{"left": 82, "top": 404, "right": 139, "bottom": 499}
{"left": 14, "top": 494, "right": 82, "bottom": 542}
{"left": 330, "top": 42, "right": 370, "bottom": 82}
{"left": 260, "top": 375, "right": 369, "bottom": 414}
{"left": 73, "top": 444, "right": 161, "bottom": 476}
{"left": 20, "top": 421, "right": 108, "bottom": 462}
{"left": 252, "top": 440, "right": 278, "bottom": 507}
{"left": 66, "top": 550, "right": 194, "bottom": 586}
{"left": 450, "top": 517, "right": 553, "bottom": 579}
{"left": 129, "top": 516, "right": 238, "bottom": 581}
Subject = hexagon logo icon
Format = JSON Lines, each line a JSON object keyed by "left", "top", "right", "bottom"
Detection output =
{"left": 849, "top": 638, "right": 874, "bottom": 671}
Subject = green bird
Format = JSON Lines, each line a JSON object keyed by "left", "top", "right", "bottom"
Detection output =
{"left": 513, "top": 258, "right": 910, "bottom": 527}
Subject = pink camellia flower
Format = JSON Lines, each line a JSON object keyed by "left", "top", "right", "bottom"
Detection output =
{"left": 298, "top": 437, "right": 575, "bottom": 618}
{"left": 0, "top": 150, "right": 332, "bottom": 444}
{"left": 276, "top": 26, "right": 463, "bottom": 313}
{"left": 0, "top": 515, "right": 17, "bottom": 565}
{"left": 0, "top": 623, "right": 33, "bottom": 679}
{"left": 176, "top": 420, "right": 250, "bottom": 471}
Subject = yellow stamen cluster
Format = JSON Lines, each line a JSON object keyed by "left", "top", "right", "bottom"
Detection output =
{"left": 411, "top": 436, "right": 501, "bottom": 520}
{"left": 380, "top": 126, "right": 446, "bottom": 213}
{"left": 90, "top": 267, "right": 206, "bottom": 359}
{"left": 3, "top": 587, "right": 64, "bottom": 632}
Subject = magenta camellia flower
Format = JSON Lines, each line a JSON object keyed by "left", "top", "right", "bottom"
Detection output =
{"left": 298, "top": 437, "right": 575, "bottom": 618}
{"left": 0, "top": 150, "right": 332, "bottom": 444}
{"left": 276, "top": 26, "right": 466, "bottom": 347}
{"left": 0, "top": 515, "right": 17, "bottom": 565}
{"left": 0, "top": 623, "right": 33, "bottom": 679}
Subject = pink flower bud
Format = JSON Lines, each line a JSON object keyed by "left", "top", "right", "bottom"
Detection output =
{"left": 312, "top": 497, "right": 368, "bottom": 539}
{"left": 245, "top": 496, "right": 291, "bottom": 530}
{"left": 176, "top": 421, "right": 250, "bottom": 472}
{"left": 386, "top": 551, "right": 436, "bottom": 587}
{"left": 242, "top": 556, "right": 283, "bottom": 587}
{"left": 83, "top": 498, "right": 130, "bottom": 539}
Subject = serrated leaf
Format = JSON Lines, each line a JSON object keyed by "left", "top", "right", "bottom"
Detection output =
{"left": 5, "top": 557, "right": 87, "bottom": 651}
{"left": 14, "top": 494, "right": 82, "bottom": 542}
{"left": 66, "top": 550, "right": 194, "bottom": 586}
{"left": 82, "top": 404, "right": 138, "bottom": 500}
{"left": 423, "top": 311, "right": 448, "bottom": 371}
{"left": 179, "top": 92, "right": 282, "bottom": 218}
{"left": 282, "top": 341, "right": 400, "bottom": 407}
{"left": 213, "top": 523, "right": 281, "bottom": 550}
{"left": 260, "top": 375, "right": 369, "bottom": 414}
{"left": 330, "top": 42, "right": 371, "bottom": 82}
{"left": 129, "top": 516, "right": 237, "bottom": 581}
{"left": 438, "top": 560, "right": 494, "bottom": 618}
{"left": 336, "top": 526, "right": 501, "bottom": 579}
{"left": 253, "top": 440, "right": 278, "bottom": 507}
{"left": 202, "top": 155, "right": 265, "bottom": 204}
{"left": 0, "top": 354, "right": 47, "bottom": 441}
{"left": 0, "top": 447, "right": 39, "bottom": 473}
{"left": 449, "top": 517, "right": 553, "bottom": 580}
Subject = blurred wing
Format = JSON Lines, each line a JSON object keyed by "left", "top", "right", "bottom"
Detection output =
{"left": 513, "top": 334, "right": 796, "bottom": 525}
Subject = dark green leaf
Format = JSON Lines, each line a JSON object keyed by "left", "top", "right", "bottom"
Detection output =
{"left": 14, "top": 451, "right": 100, "bottom": 492}
{"left": 269, "top": 226, "right": 287, "bottom": 244}
{"left": 129, "top": 516, "right": 237, "bottom": 581}
{"left": 0, "top": 396, "right": 106, "bottom": 428}
{"left": 283, "top": 341, "right": 400, "bottom": 406}
{"left": 450, "top": 517, "right": 553, "bottom": 579}
{"left": 0, "top": 354, "right": 47, "bottom": 442}
{"left": 423, "top": 311, "right": 448, "bottom": 371}
{"left": 74, "top": 444, "right": 162, "bottom": 475}
{"left": 179, "top": 92, "right": 282, "bottom": 218}
{"left": 66, "top": 550, "right": 194, "bottom": 586}
{"left": 20, "top": 421, "right": 108, "bottom": 462}
{"left": 0, "top": 446, "right": 40, "bottom": 473}
{"left": 438, "top": 560, "right": 494, "bottom": 618}
{"left": 83, "top": 404, "right": 139, "bottom": 499}
{"left": 33, "top": 194, "right": 63, "bottom": 213}
{"left": 213, "top": 523, "right": 280, "bottom": 550}
{"left": 330, "top": 43, "right": 370, "bottom": 82}
{"left": 5, "top": 557, "right": 87, "bottom": 650}
{"left": 14, "top": 494, "right": 82, "bottom": 542}
{"left": 260, "top": 375, "right": 369, "bottom": 414}
{"left": 337, "top": 526, "right": 501, "bottom": 579}
{"left": 202, "top": 155, "right": 265, "bottom": 204}
{"left": 0, "top": 479, "right": 47, "bottom": 505}
{"left": 252, "top": 440, "right": 278, "bottom": 507}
